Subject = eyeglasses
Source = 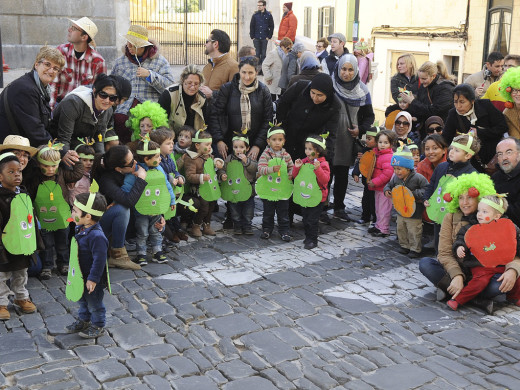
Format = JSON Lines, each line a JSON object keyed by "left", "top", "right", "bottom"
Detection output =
{"left": 497, "top": 150, "right": 516, "bottom": 158}
{"left": 428, "top": 126, "right": 443, "bottom": 133}
{"left": 121, "top": 158, "right": 135, "bottom": 168}
{"left": 184, "top": 81, "right": 200, "bottom": 88}
{"left": 316, "top": 45, "right": 324, "bottom": 49}
{"left": 12, "top": 150, "right": 30, "bottom": 160}
{"left": 38, "top": 61, "right": 61, "bottom": 73}
{"left": 69, "top": 25, "right": 84, "bottom": 33}
{"left": 395, "top": 120, "right": 410, "bottom": 127}
{"left": 206, "top": 39, "right": 215, "bottom": 44}
{"left": 97, "top": 91, "right": 119, "bottom": 102}
{"left": 511, "top": 89, "right": 520, "bottom": 95}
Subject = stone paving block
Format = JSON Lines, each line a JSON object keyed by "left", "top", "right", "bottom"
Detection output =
{"left": 19, "top": 312, "right": 45, "bottom": 332}
{"left": 126, "top": 358, "right": 153, "bottom": 377}
{"left": 167, "top": 286, "right": 214, "bottom": 306}
{"left": 107, "top": 347, "right": 131, "bottom": 362}
{"left": 240, "top": 330, "right": 299, "bottom": 365}
{"left": 343, "top": 380, "right": 375, "bottom": 390}
{"left": 164, "top": 332, "right": 192, "bottom": 352}
{"left": 261, "top": 368, "right": 297, "bottom": 390}
{"left": 13, "top": 368, "right": 40, "bottom": 382}
{"left": 325, "top": 297, "right": 381, "bottom": 314}
{"left": 271, "top": 327, "right": 311, "bottom": 348}
{"left": 364, "top": 363, "right": 435, "bottom": 390}
{"left": 223, "top": 376, "right": 278, "bottom": 390}
{"left": 133, "top": 343, "right": 178, "bottom": 360}
{"left": 43, "top": 349, "right": 77, "bottom": 362}
{"left": 0, "top": 332, "right": 35, "bottom": 353}
{"left": 54, "top": 333, "right": 95, "bottom": 349}
{"left": 165, "top": 356, "right": 200, "bottom": 376}
{"left": 0, "top": 350, "right": 40, "bottom": 365}
{"left": 266, "top": 271, "right": 315, "bottom": 288}
{"left": 183, "top": 348, "right": 213, "bottom": 371}
{"left": 170, "top": 375, "right": 219, "bottom": 390}
{"left": 40, "top": 359, "right": 82, "bottom": 373}
{"left": 147, "top": 358, "right": 171, "bottom": 376}
{"left": 268, "top": 293, "right": 316, "bottom": 317}
{"left": 40, "top": 381, "right": 81, "bottom": 390}
{"left": 322, "top": 364, "right": 351, "bottom": 383}
{"left": 418, "top": 360, "right": 471, "bottom": 388}
{"left": 293, "top": 377, "right": 321, "bottom": 390}
{"left": 206, "top": 313, "right": 262, "bottom": 338}
{"left": 296, "top": 315, "right": 351, "bottom": 341}
{"left": 71, "top": 366, "right": 101, "bottom": 389}
{"left": 1, "top": 357, "right": 47, "bottom": 375}
{"left": 401, "top": 306, "right": 448, "bottom": 322}
{"left": 146, "top": 303, "right": 174, "bottom": 319}
{"left": 75, "top": 345, "right": 110, "bottom": 364}
{"left": 176, "top": 304, "right": 205, "bottom": 323}
{"left": 277, "top": 361, "right": 304, "bottom": 381}
{"left": 197, "top": 299, "right": 233, "bottom": 317}
{"left": 435, "top": 328, "right": 501, "bottom": 349}
{"left": 301, "top": 361, "right": 338, "bottom": 389}
{"left": 240, "top": 350, "right": 270, "bottom": 371}
{"left": 37, "top": 301, "right": 67, "bottom": 317}
{"left": 87, "top": 358, "right": 131, "bottom": 383}
{"left": 16, "top": 370, "right": 68, "bottom": 388}
{"left": 147, "top": 319, "right": 174, "bottom": 336}
{"left": 205, "top": 369, "right": 228, "bottom": 386}
{"left": 161, "top": 314, "right": 184, "bottom": 330}
{"left": 217, "top": 360, "right": 256, "bottom": 380}
{"left": 102, "top": 377, "right": 142, "bottom": 389}
{"left": 142, "top": 375, "right": 171, "bottom": 390}
{"left": 110, "top": 323, "right": 162, "bottom": 350}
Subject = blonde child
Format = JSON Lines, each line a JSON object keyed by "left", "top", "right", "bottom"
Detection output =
{"left": 367, "top": 130, "right": 397, "bottom": 237}
{"left": 258, "top": 126, "right": 294, "bottom": 242}
{"left": 293, "top": 135, "right": 330, "bottom": 249}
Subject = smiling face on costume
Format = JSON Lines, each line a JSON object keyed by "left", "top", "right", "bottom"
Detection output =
{"left": 196, "top": 141, "right": 212, "bottom": 155}
{"left": 233, "top": 139, "right": 249, "bottom": 156}
{"left": 0, "top": 160, "right": 22, "bottom": 192}
{"left": 477, "top": 202, "right": 501, "bottom": 224}
{"left": 139, "top": 117, "right": 154, "bottom": 136}
{"left": 458, "top": 192, "right": 479, "bottom": 216}
{"left": 339, "top": 62, "right": 356, "bottom": 82}
{"left": 424, "top": 140, "right": 446, "bottom": 166}
{"left": 267, "top": 133, "right": 285, "bottom": 152}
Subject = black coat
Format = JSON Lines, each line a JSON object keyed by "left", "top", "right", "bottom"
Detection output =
{"left": 390, "top": 72, "right": 419, "bottom": 103}
{"left": 408, "top": 75, "right": 455, "bottom": 125}
{"left": 275, "top": 80, "right": 341, "bottom": 161}
{"left": 493, "top": 162, "right": 520, "bottom": 228}
{"left": 209, "top": 73, "right": 273, "bottom": 151}
{"left": 249, "top": 10, "right": 274, "bottom": 40}
{"left": 0, "top": 72, "right": 52, "bottom": 146}
{"left": 442, "top": 99, "right": 508, "bottom": 166}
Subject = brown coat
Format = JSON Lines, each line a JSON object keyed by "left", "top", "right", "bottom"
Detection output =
{"left": 184, "top": 150, "right": 224, "bottom": 192}
{"left": 202, "top": 53, "right": 239, "bottom": 92}
{"left": 504, "top": 105, "right": 520, "bottom": 139}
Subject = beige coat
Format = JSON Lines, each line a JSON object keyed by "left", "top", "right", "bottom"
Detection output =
{"left": 262, "top": 47, "right": 283, "bottom": 95}
{"left": 504, "top": 105, "right": 520, "bottom": 139}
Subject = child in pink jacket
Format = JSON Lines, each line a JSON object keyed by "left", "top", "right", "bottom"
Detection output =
{"left": 368, "top": 130, "right": 397, "bottom": 236}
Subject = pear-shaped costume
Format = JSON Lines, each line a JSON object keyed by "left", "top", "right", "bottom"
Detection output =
{"left": 426, "top": 175, "right": 455, "bottom": 224}
{"left": 135, "top": 169, "right": 171, "bottom": 215}
{"left": 65, "top": 237, "right": 84, "bottom": 302}
{"left": 293, "top": 164, "right": 322, "bottom": 207}
{"left": 256, "top": 158, "right": 293, "bottom": 201}
{"left": 35, "top": 181, "right": 71, "bottom": 231}
{"left": 199, "top": 158, "right": 221, "bottom": 201}
{"left": 221, "top": 160, "right": 252, "bottom": 203}
{"left": 2, "top": 194, "right": 36, "bottom": 255}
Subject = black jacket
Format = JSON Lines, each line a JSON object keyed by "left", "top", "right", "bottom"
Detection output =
{"left": 324, "top": 48, "right": 349, "bottom": 75}
{"left": 97, "top": 170, "right": 147, "bottom": 208}
{"left": 408, "top": 75, "right": 455, "bottom": 125}
{"left": 442, "top": 99, "right": 507, "bottom": 166}
{"left": 276, "top": 80, "right": 341, "bottom": 161}
{"left": 209, "top": 73, "right": 273, "bottom": 150}
{"left": 0, "top": 72, "right": 52, "bottom": 146}
{"left": 390, "top": 72, "right": 419, "bottom": 103}
{"left": 249, "top": 10, "right": 274, "bottom": 40}
{"left": 493, "top": 162, "right": 520, "bottom": 228}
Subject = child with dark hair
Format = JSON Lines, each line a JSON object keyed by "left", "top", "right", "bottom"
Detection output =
{"left": 174, "top": 125, "right": 195, "bottom": 173}
{"left": 68, "top": 140, "right": 95, "bottom": 205}
{"left": 66, "top": 191, "right": 109, "bottom": 338}
{"left": 103, "top": 129, "right": 120, "bottom": 152}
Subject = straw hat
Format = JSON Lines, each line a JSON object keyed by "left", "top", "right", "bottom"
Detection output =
{"left": 123, "top": 25, "right": 153, "bottom": 48}
{"left": 0, "top": 135, "right": 38, "bottom": 156}
{"left": 68, "top": 17, "right": 98, "bottom": 40}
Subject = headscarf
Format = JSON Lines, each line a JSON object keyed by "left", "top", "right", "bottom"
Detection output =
{"left": 332, "top": 54, "right": 371, "bottom": 107}
{"left": 309, "top": 73, "right": 335, "bottom": 105}
{"left": 299, "top": 51, "right": 320, "bottom": 70}
{"left": 391, "top": 111, "right": 413, "bottom": 137}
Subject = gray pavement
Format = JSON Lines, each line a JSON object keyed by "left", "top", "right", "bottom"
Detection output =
{"left": 1, "top": 180, "right": 520, "bottom": 389}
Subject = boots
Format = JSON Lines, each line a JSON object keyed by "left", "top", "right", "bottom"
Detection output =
{"left": 108, "top": 247, "right": 141, "bottom": 270}
{"left": 201, "top": 222, "right": 216, "bottom": 236}
{"left": 191, "top": 224, "right": 202, "bottom": 238}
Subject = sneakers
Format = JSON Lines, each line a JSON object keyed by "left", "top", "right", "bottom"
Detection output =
{"left": 222, "top": 217, "right": 234, "bottom": 230}
{"left": 152, "top": 251, "right": 168, "bottom": 264}
{"left": 447, "top": 299, "right": 459, "bottom": 311}
{"left": 79, "top": 324, "right": 105, "bottom": 339}
{"left": 260, "top": 231, "right": 271, "bottom": 239}
{"left": 319, "top": 213, "right": 331, "bottom": 225}
{"left": 243, "top": 226, "right": 254, "bottom": 235}
{"left": 0, "top": 306, "right": 9, "bottom": 320}
{"left": 367, "top": 226, "right": 379, "bottom": 234}
{"left": 233, "top": 227, "right": 243, "bottom": 235}
{"left": 304, "top": 241, "right": 317, "bottom": 250}
{"left": 370, "top": 227, "right": 389, "bottom": 237}
{"left": 134, "top": 255, "right": 148, "bottom": 266}
{"left": 66, "top": 319, "right": 90, "bottom": 333}
{"left": 333, "top": 210, "right": 351, "bottom": 222}
{"left": 280, "top": 233, "right": 292, "bottom": 242}
{"left": 13, "top": 299, "right": 36, "bottom": 313}
{"left": 59, "top": 265, "right": 69, "bottom": 276}
{"left": 40, "top": 269, "right": 52, "bottom": 280}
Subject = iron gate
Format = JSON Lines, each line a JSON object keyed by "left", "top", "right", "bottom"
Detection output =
{"left": 130, "top": 0, "right": 238, "bottom": 65}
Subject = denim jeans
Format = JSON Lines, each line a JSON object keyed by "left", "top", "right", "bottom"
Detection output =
{"left": 253, "top": 38, "right": 268, "bottom": 65}
{"left": 302, "top": 202, "right": 323, "bottom": 244}
{"left": 419, "top": 257, "right": 504, "bottom": 299}
{"left": 99, "top": 204, "right": 130, "bottom": 248}
{"left": 41, "top": 228, "right": 69, "bottom": 270}
{"left": 78, "top": 283, "right": 105, "bottom": 327}
{"left": 135, "top": 213, "right": 162, "bottom": 255}
{"left": 229, "top": 196, "right": 255, "bottom": 229}
{"left": 262, "top": 199, "right": 289, "bottom": 235}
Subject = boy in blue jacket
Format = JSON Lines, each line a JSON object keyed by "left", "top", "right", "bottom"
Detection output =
{"left": 66, "top": 191, "right": 109, "bottom": 339}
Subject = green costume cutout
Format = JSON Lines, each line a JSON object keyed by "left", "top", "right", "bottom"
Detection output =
{"left": 164, "top": 175, "right": 184, "bottom": 220}
{"left": 293, "top": 164, "right": 322, "bottom": 207}
{"left": 256, "top": 158, "right": 293, "bottom": 201}
{"left": 66, "top": 237, "right": 84, "bottom": 302}
{"left": 135, "top": 169, "right": 171, "bottom": 215}
{"left": 221, "top": 160, "right": 252, "bottom": 203}
{"left": 427, "top": 175, "right": 455, "bottom": 224}
{"left": 35, "top": 182, "right": 71, "bottom": 231}
{"left": 199, "top": 158, "right": 221, "bottom": 201}
{"left": 2, "top": 194, "right": 36, "bottom": 255}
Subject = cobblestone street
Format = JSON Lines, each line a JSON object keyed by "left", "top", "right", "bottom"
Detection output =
{"left": 1, "top": 182, "right": 520, "bottom": 389}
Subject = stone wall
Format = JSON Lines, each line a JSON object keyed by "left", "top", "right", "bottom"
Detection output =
{"left": 0, "top": 0, "right": 130, "bottom": 69}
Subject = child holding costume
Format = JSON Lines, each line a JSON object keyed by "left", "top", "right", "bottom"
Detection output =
{"left": 184, "top": 129, "right": 224, "bottom": 237}
{"left": 126, "top": 101, "right": 169, "bottom": 154}
{"left": 292, "top": 134, "right": 330, "bottom": 249}
{"left": 68, "top": 139, "right": 95, "bottom": 205}
{"left": 133, "top": 138, "right": 176, "bottom": 266}
{"left": 66, "top": 191, "right": 109, "bottom": 338}
{"left": 0, "top": 153, "right": 42, "bottom": 320}
{"left": 25, "top": 142, "right": 84, "bottom": 279}
{"left": 257, "top": 126, "right": 294, "bottom": 242}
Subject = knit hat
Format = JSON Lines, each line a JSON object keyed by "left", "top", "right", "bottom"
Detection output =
{"left": 425, "top": 116, "right": 444, "bottom": 129}
{"left": 391, "top": 144, "right": 414, "bottom": 170}
{"left": 310, "top": 73, "right": 334, "bottom": 103}
{"left": 284, "top": 2, "right": 293, "bottom": 11}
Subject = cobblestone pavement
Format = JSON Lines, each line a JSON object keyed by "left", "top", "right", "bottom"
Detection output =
{"left": 2, "top": 181, "right": 520, "bottom": 389}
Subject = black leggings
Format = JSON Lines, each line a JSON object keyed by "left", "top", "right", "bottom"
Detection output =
{"left": 330, "top": 165, "right": 349, "bottom": 211}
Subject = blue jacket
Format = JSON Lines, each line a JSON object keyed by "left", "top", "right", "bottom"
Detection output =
{"left": 75, "top": 223, "right": 109, "bottom": 284}
{"left": 250, "top": 10, "right": 274, "bottom": 40}
{"left": 137, "top": 162, "right": 176, "bottom": 206}
{"left": 424, "top": 160, "right": 476, "bottom": 200}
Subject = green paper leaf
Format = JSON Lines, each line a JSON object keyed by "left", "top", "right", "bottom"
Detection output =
{"left": 164, "top": 177, "right": 185, "bottom": 220}
{"left": 426, "top": 175, "right": 455, "bottom": 224}
{"left": 90, "top": 180, "right": 99, "bottom": 193}
{"left": 255, "top": 158, "right": 293, "bottom": 201}
{"left": 66, "top": 237, "right": 84, "bottom": 302}
{"left": 199, "top": 159, "right": 221, "bottom": 202}
{"left": 220, "top": 160, "right": 252, "bottom": 203}
{"left": 292, "top": 164, "right": 322, "bottom": 207}
{"left": 2, "top": 194, "right": 37, "bottom": 255}
{"left": 135, "top": 169, "right": 172, "bottom": 215}
{"left": 35, "top": 182, "right": 72, "bottom": 231}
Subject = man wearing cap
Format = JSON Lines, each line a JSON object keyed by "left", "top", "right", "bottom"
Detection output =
{"left": 50, "top": 17, "right": 106, "bottom": 109}
{"left": 321, "top": 33, "right": 349, "bottom": 76}
{"left": 278, "top": 3, "right": 297, "bottom": 43}
{"left": 111, "top": 25, "right": 175, "bottom": 143}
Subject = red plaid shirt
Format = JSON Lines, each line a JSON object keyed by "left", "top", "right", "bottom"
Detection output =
{"left": 50, "top": 43, "right": 106, "bottom": 109}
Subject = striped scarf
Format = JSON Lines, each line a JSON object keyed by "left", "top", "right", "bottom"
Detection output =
{"left": 238, "top": 78, "right": 259, "bottom": 131}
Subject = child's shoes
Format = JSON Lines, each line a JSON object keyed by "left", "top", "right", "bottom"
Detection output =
{"left": 201, "top": 223, "right": 216, "bottom": 236}
{"left": 0, "top": 306, "right": 10, "bottom": 320}
{"left": 79, "top": 324, "right": 105, "bottom": 339}
{"left": 243, "top": 226, "right": 254, "bottom": 235}
{"left": 190, "top": 224, "right": 202, "bottom": 238}
{"left": 134, "top": 255, "right": 148, "bottom": 266}
{"left": 260, "top": 231, "right": 271, "bottom": 239}
{"left": 447, "top": 299, "right": 459, "bottom": 311}
{"left": 152, "top": 251, "right": 168, "bottom": 264}
{"left": 280, "top": 233, "right": 292, "bottom": 242}
{"left": 304, "top": 241, "right": 317, "bottom": 250}
{"left": 398, "top": 247, "right": 410, "bottom": 254}
{"left": 408, "top": 251, "right": 421, "bottom": 259}
{"left": 40, "top": 269, "right": 52, "bottom": 280}
{"left": 66, "top": 319, "right": 90, "bottom": 333}
{"left": 13, "top": 299, "right": 36, "bottom": 314}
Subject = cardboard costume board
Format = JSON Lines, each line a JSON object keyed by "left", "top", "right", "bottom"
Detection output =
{"left": 293, "top": 164, "right": 322, "bottom": 208}
{"left": 426, "top": 175, "right": 454, "bottom": 224}
{"left": 135, "top": 169, "right": 171, "bottom": 215}
{"left": 199, "top": 158, "right": 221, "bottom": 202}
{"left": 220, "top": 160, "right": 252, "bottom": 203}
{"left": 35, "top": 182, "right": 71, "bottom": 231}
{"left": 391, "top": 185, "right": 416, "bottom": 218}
{"left": 255, "top": 158, "right": 293, "bottom": 201}
{"left": 2, "top": 194, "right": 37, "bottom": 255}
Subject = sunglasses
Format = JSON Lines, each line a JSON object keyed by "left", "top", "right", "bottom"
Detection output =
{"left": 206, "top": 39, "right": 216, "bottom": 44}
{"left": 121, "top": 158, "right": 135, "bottom": 168}
{"left": 97, "top": 91, "right": 119, "bottom": 102}
{"left": 428, "top": 126, "right": 443, "bottom": 133}
{"left": 395, "top": 120, "right": 410, "bottom": 127}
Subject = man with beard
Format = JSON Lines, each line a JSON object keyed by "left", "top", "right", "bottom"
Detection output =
{"left": 493, "top": 137, "right": 520, "bottom": 226}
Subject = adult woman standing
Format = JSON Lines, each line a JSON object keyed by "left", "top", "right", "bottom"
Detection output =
{"left": 288, "top": 51, "right": 321, "bottom": 87}
{"left": 158, "top": 65, "right": 208, "bottom": 135}
{"left": 400, "top": 61, "right": 456, "bottom": 129}
{"left": 209, "top": 57, "right": 272, "bottom": 161}
{"left": 111, "top": 25, "right": 175, "bottom": 144}
{"left": 262, "top": 38, "right": 290, "bottom": 100}
{"left": 92, "top": 145, "right": 147, "bottom": 270}
{"left": 0, "top": 46, "right": 64, "bottom": 147}
{"left": 498, "top": 66, "right": 520, "bottom": 139}
{"left": 279, "top": 43, "right": 304, "bottom": 94}
{"left": 442, "top": 84, "right": 507, "bottom": 171}
{"left": 331, "top": 54, "right": 375, "bottom": 220}
{"left": 390, "top": 53, "right": 419, "bottom": 103}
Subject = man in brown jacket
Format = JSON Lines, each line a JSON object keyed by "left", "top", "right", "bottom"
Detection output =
{"left": 201, "top": 29, "right": 239, "bottom": 100}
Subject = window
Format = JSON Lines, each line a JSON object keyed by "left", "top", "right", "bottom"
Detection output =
{"left": 484, "top": 0, "right": 512, "bottom": 59}
{"left": 318, "top": 7, "right": 334, "bottom": 39}
{"left": 304, "top": 7, "right": 312, "bottom": 38}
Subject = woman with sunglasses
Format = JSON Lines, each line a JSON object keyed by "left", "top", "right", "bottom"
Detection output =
{"left": 391, "top": 111, "right": 419, "bottom": 145}
{"left": 49, "top": 74, "right": 119, "bottom": 166}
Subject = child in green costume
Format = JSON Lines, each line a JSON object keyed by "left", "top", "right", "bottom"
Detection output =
{"left": 0, "top": 153, "right": 42, "bottom": 320}
{"left": 257, "top": 126, "right": 294, "bottom": 242}
{"left": 66, "top": 191, "right": 109, "bottom": 338}
{"left": 68, "top": 141, "right": 95, "bottom": 205}
{"left": 292, "top": 135, "right": 331, "bottom": 249}
{"left": 25, "top": 143, "right": 84, "bottom": 280}
{"left": 103, "top": 129, "right": 120, "bottom": 152}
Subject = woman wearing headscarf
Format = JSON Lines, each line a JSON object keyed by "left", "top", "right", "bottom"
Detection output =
{"left": 331, "top": 54, "right": 375, "bottom": 220}
{"left": 279, "top": 42, "right": 304, "bottom": 94}
{"left": 288, "top": 51, "right": 321, "bottom": 87}
{"left": 391, "top": 111, "right": 419, "bottom": 145}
